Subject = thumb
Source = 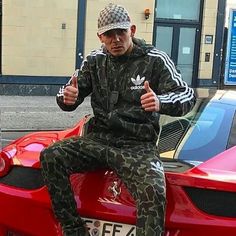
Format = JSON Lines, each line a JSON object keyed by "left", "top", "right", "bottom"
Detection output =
{"left": 144, "top": 81, "right": 152, "bottom": 93}
{"left": 71, "top": 76, "right": 78, "bottom": 88}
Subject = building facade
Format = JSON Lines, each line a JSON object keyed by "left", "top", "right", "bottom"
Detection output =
{"left": 0, "top": 0, "right": 228, "bottom": 95}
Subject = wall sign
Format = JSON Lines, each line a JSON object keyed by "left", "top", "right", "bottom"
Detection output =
{"left": 205, "top": 35, "right": 213, "bottom": 44}
{"left": 224, "top": 9, "right": 236, "bottom": 85}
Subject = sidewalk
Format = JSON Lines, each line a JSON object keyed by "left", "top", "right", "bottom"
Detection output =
{"left": 0, "top": 95, "right": 92, "bottom": 131}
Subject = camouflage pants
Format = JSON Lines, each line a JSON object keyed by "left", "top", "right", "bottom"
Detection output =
{"left": 40, "top": 134, "right": 166, "bottom": 236}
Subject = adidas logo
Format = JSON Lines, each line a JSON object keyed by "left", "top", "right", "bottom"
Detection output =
{"left": 150, "top": 161, "right": 164, "bottom": 173}
{"left": 130, "top": 75, "right": 145, "bottom": 90}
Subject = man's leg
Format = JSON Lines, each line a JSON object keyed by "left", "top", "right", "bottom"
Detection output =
{"left": 107, "top": 143, "right": 166, "bottom": 236}
{"left": 40, "top": 136, "right": 106, "bottom": 235}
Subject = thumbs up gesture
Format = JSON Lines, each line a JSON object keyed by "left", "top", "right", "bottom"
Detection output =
{"left": 141, "top": 81, "right": 160, "bottom": 112}
{"left": 63, "top": 71, "right": 79, "bottom": 105}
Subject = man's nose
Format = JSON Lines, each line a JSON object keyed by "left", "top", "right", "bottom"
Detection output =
{"left": 112, "top": 33, "right": 120, "bottom": 41}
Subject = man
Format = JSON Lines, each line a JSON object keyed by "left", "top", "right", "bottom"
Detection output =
{"left": 40, "top": 3, "right": 196, "bottom": 236}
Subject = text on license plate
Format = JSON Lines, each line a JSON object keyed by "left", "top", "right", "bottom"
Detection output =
{"left": 83, "top": 218, "right": 136, "bottom": 236}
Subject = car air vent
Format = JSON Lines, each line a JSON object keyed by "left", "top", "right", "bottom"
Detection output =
{"left": 162, "top": 159, "right": 193, "bottom": 173}
{"left": 0, "top": 166, "right": 44, "bottom": 190}
{"left": 184, "top": 187, "right": 236, "bottom": 218}
{"left": 158, "top": 119, "right": 190, "bottom": 153}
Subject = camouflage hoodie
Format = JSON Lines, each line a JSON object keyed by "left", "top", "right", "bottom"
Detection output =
{"left": 57, "top": 38, "right": 196, "bottom": 143}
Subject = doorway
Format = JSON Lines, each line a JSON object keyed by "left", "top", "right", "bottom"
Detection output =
{"left": 154, "top": 24, "right": 201, "bottom": 86}
{"left": 153, "top": 0, "right": 204, "bottom": 86}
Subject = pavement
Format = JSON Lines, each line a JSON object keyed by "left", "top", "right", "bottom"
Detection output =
{"left": 0, "top": 95, "right": 93, "bottom": 131}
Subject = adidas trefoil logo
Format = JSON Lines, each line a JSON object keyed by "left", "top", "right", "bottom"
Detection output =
{"left": 151, "top": 161, "right": 164, "bottom": 173}
{"left": 131, "top": 75, "right": 145, "bottom": 85}
{"left": 130, "top": 75, "right": 145, "bottom": 90}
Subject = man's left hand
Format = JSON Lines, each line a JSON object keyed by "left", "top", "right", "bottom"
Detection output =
{"left": 141, "top": 81, "right": 160, "bottom": 112}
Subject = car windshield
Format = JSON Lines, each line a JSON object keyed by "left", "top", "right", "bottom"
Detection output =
{"left": 158, "top": 98, "right": 235, "bottom": 163}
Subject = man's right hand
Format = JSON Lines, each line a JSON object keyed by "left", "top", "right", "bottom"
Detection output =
{"left": 63, "top": 75, "right": 79, "bottom": 105}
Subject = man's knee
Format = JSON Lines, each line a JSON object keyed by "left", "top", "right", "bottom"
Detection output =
{"left": 40, "top": 145, "right": 57, "bottom": 166}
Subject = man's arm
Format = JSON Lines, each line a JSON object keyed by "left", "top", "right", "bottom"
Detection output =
{"left": 141, "top": 50, "right": 196, "bottom": 117}
{"left": 56, "top": 59, "right": 92, "bottom": 111}
{"left": 56, "top": 70, "right": 81, "bottom": 111}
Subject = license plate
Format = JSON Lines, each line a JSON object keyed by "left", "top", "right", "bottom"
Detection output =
{"left": 83, "top": 218, "right": 136, "bottom": 236}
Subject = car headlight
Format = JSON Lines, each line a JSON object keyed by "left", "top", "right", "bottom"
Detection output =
{"left": 0, "top": 151, "right": 12, "bottom": 177}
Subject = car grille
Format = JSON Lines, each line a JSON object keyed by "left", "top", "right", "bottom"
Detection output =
{"left": 0, "top": 166, "right": 44, "bottom": 190}
{"left": 184, "top": 187, "right": 236, "bottom": 218}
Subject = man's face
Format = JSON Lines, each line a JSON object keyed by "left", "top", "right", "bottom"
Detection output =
{"left": 98, "top": 25, "right": 136, "bottom": 56}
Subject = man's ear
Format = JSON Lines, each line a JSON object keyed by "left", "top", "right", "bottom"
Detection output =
{"left": 130, "top": 25, "right": 136, "bottom": 37}
{"left": 97, "top": 33, "right": 103, "bottom": 43}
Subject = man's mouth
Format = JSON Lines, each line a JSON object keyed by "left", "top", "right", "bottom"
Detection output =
{"left": 112, "top": 45, "right": 123, "bottom": 50}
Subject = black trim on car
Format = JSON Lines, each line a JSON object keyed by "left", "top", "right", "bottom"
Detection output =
{"left": 228, "top": 111, "right": 236, "bottom": 149}
{"left": 184, "top": 187, "right": 236, "bottom": 218}
{"left": 0, "top": 166, "right": 44, "bottom": 190}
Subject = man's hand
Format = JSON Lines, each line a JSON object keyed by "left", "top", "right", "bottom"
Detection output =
{"left": 63, "top": 75, "right": 79, "bottom": 105}
{"left": 141, "top": 81, "right": 160, "bottom": 112}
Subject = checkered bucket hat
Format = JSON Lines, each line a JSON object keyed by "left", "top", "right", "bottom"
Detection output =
{"left": 97, "top": 3, "right": 131, "bottom": 35}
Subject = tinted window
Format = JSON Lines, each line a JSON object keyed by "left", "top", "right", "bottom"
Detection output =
{"left": 158, "top": 100, "right": 235, "bottom": 162}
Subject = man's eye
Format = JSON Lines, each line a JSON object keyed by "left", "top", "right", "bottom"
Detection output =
{"left": 103, "top": 29, "right": 127, "bottom": 37}
{"left": 117, "top": 29, "right": 126, "bottom": 34}
{"left": 117, "top": 29, "right": 128, "bottom": 35}
{"left": 103, "top": 31, "right": 112, "bottom": 37}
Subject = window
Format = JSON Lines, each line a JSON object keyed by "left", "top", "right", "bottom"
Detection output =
{"left": 159, "top": 100, "right": 235, "bottom": 162}
{"left": 155, "top": 0, "right": 201, "bottom": 21}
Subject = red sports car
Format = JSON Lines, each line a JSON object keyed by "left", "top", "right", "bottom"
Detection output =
{"left": 0, "top": 89, "right": 236, "bottom": 236}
